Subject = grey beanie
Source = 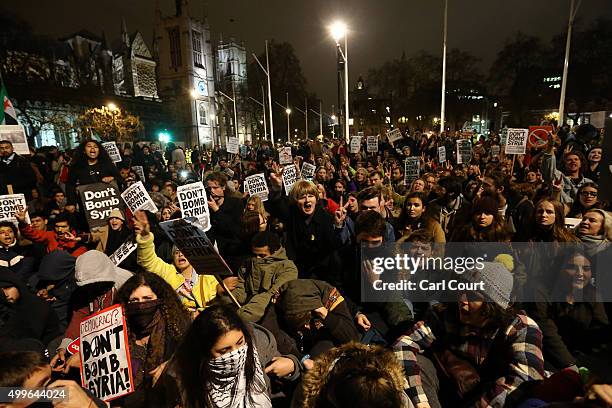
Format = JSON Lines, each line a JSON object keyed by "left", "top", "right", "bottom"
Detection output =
{"left": 462, "top": 261, "right": 514, "bottom": 309}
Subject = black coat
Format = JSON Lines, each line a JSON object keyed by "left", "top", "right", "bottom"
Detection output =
{"left": 66, "top": 160, "right": 120, "bottom": 204}
{"left": 0, "top": 153, "right": 37, "bottom": 196}
{"left": 208, "top": 196, "right": 244, "bottom": 257}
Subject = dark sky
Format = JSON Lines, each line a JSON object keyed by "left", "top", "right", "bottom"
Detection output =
{"left": 11, "top": 0, "right": 612, "bottom": 109}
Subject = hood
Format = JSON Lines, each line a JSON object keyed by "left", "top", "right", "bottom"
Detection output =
{"left": 75, "top": 250, "right": 132, "bottom": 290}
{"left": 37, "top": 250, "right": 75, "bottom": 282}
{"left": 0, "top": 268, "right": 28, "bottom": 293}
{"left": 278, "top": 279, "right": 335, "bottom": 317}
{"left": 253, "top": 247, "right": 289, "bottom": 266}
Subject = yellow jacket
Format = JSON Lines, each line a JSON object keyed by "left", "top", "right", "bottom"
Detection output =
{"left": 136, "top": 232, "right": 219, "bottom": 311}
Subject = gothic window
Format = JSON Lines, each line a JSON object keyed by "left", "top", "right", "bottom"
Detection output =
{"left": 168, "top": 27, "right": 181, "bottom": 67}
{"left": 192, "top": 30, "right": 203, "bottom": 68}
{"left": 198, "top": 102, "right": 207, "bottom": 125}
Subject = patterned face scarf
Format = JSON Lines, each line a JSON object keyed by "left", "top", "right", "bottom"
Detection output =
{"left": 207, "top": 344, "right": 271, "bottom": 408}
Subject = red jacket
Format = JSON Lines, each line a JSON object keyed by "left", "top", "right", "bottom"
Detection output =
{"left": 20, "top": 224, "right": 88, "bottom": 257}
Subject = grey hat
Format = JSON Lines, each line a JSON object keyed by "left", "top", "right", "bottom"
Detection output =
{"left": 463, "top": 261, "right": 514, "bottom": 309}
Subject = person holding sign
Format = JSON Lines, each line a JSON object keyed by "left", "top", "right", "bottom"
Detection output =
{"left": 65, "top": 140, "right": 120, "bottom": 206}
{"left": 114, "top": 272, "right": 191, "bottom": 407}
{"left": 150, "top": 305, "right": 300, "bottom": 408}
{"left": 133, "top": 210, "right": 231, "bottom": 314}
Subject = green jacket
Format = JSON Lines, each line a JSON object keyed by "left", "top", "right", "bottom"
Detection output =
{"left": 233, "top": 247, "right": 298, "bottom": 322}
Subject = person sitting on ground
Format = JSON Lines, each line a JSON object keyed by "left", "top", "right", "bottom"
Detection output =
{"left": 0, "top": 221, "right": 35, "bottom": 282}
{"left": 228, "top": 231, "right": 298, "bottom": 323}
{"left": 16, "top": 211, "right": 87, "bottom": 257}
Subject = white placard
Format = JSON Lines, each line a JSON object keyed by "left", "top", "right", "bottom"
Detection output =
{"left": 0, "top": 194, "right": 30, "bottom": 224}
{"left": 456, "top": 140, "right": 472, "bottom": 164}
{"left": 177, "top": 182, "right": 211, "bottom": 231}
{"left": 500, "top": 128, "right": 508, "bottom": 146}
{"left": 491, "top": 145, "right": 501, "bottom": 157}
{"left": 131, "top": 165, "right": 145, "bottom": 181}
{"left": 108, "top": 239, "right": 137, "bottom": 266}
{"left": 279, "top": 146, "right": 293, "bottom": 165}
{"left": 301, "top": 162, "right": 316, "bottom": 181}
{"left": 282, "top": 164, "right": 298, "bottom": 195}
{"left": 367, "top": 136, "right": 378, "bottom": 153}
{"left": 121, "top": 181, "right": 158, "bottom": 213}
{"left": 0, "top": 125, "right": 29, "bottom": 155}
{"left": 79, "top": 305, "right": 134, "bottom": 401}
{"left": 386, "top": 128, "right": 403, "bottom": 143}
{"left": 404, "top": 157, "right": 420, "bottom": 183}
{"left": 349, "top": 136, "right": 361, "bottom": 154}
{"left": 245, "top": 173, "right": 269, "bottom": 202}
{"left": 226, "top": 137, "right": 239, "bottom": 154}
{"left": 565, "top": 217, "right": 582, "bottom": 229}
{"left": 438, "top": 146, "right": 446, "bottom": 163}
{"left": 504, "top": 128, "right": 528, "bottom": 155}
{"left": 102, "top": 141, "right": 122, "bottom": 163}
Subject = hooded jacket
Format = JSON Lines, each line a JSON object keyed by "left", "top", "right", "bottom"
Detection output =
{"left": 61, "top": 250, "right": 133, "bottom": 346}
{"left": 35, "top": 250, "right": 77, "bottom": 331}
{"left": 0, "top": 269, "right": 62, "bottom": 346}
{"left": 232, "top": 247, "right": 298, "bottom": 322}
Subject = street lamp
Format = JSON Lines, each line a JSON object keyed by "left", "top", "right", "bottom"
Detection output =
{"left": 329, "top": 21, "right": 349, "bottom": 143}
{"left": 106, "top": 102, "right": 118, "bottom": 111}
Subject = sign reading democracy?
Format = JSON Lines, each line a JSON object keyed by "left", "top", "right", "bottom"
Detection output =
{"left": 79, "top": 304, "right": 134, "bottom": 401}
{"left": 121, "top": 181, "right": 158, "bottom": 214}
{"left": 177, "top": 182, "right": 211, "bottom": 231}
{"left": 78, "top": 183, "right": 124, "bottom": 229}
{"left": 245, "top": 174, "right": 269, "bottom": 202}
{"left": 159, "top": 218, "right": 233, "bottom": 277}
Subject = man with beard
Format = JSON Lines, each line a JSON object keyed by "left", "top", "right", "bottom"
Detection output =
{"left": 0, "top": 140, "right": 37, "bottom": 197}
{"left": 16, "top": 212, "right": 87, "bottom": 258}
{"left": 542, "top": 137, "right": 593, "bottom": 204}
{"left": 426, "top": 176, "right": 471, "bottom": 236}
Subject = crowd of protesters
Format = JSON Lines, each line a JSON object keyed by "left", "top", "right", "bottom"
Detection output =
{"left": 0, "top": 121, "right": 611, "bottom": 408}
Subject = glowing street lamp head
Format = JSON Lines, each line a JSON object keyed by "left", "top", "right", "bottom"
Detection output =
{"left": 106, "top": 103, "right": 118, "bottom": 111}
{"left": 331, "top": 114, "right": 337, "bottom": 121}
{"left": 190, "top": 89, "right": 198, "bottom": 99}
{"left": 286, "top": 108, "right": 292, "bottom": 115}
{"left": 330, "top": 21, "right": 347, "bottom": 42}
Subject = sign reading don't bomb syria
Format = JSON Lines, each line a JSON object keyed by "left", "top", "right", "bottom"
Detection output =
{"left": 77, "top": 183, "right": 124, "bottom": 229}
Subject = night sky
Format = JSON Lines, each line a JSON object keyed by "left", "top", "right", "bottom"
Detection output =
{"left": 10, "top": 0, "right": 612, "bottom": 108}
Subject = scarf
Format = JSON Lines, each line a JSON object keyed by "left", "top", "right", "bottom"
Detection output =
{"left": 207, "top": 344, "right": 271, "bottom": 408}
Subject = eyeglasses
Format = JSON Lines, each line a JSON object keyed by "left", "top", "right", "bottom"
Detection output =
{"left": 580, "top": 191, "right": 597, "bottom": 197}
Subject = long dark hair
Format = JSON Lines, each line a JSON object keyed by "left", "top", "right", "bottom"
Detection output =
{"left": 171, "top": 305, "right": 257, "bottom": 408}
{"left": 397, "top": 192, "right": 432, "bottom": 232}
{"left": 533, "top": 198, "right": 577, "bottom": 243}
{"left": 71, "top": 139, "right": 113, "bottom": 171}
{"left": 116, "top": 271, "right": 190, "bottom": 338}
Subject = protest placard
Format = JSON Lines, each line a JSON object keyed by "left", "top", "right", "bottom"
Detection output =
{"left": 279, "top": 146, "right": 293, "bottom": 165}
{"left": 239, "top": 145, "right": 248, "bottom": 158}
{"left": 491, "top": 145, "right": 501, "bottom": 157}
{"left": 177, "top": 182, "right": 211, "bottom": 231}
{"left": 226, "top": 137, "right": 239, "bottom": 154}
{"left": 131, "top": 165, "right": 145, "bottom": 182}
{"left": 349, "top": 136, "right": 361, "bottom": 154}
{"left": 404, "top": 157, "right": 420, "bottom": 184}
{"left": 77, "top": 183, "right": 124, "bottom": 229}
{"left": 121, "top": 181, "right": 158, "bottom": 213}
{"left": 282, "top": 164, "right": 298, "bottom": 195}
{"left": 159, "top": 217, "right": 233, "bottom": 276}
{"left": 0, "top": 125, "right": 29, "bottom": 155}
{"left": 79, "top": 304, "right": 134, "bottom": 401}
{"left": 102, "top": 142, "right": 122, "bottom": 163}
{"left": 528, "top": 126, "right": 552, "bottom": 149}
{"left": 386, "top": 128, "right": 403, "bottom": 144}
{"left": 438, "top": 146, "right": 446, "bottom": 163}
{"left": 245, "top": 173, "right": 269, "bottom": 202}
{"left": 0, "top": 194, "right": 29, "bottom": 224}
{"left": 504, "top": 128, "right": 528, "bottom": 155}
{"left": 456, "top": 140, "right": 472, "bottom": 164}
{"left": 366, "top": 136, "right": 378, "bottom": 153}
{"left": 301, "top": 162, "right": 316, "bottom": 181}
{"left": 108, "top": 239, "right": 137, "bottom": 266}
{"left": 500, "top": 128, "right": 508, "bottom": 145}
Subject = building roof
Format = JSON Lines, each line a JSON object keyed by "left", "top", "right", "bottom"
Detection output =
{"left": 59, "top": 30, "right": 103, "bottom": 43}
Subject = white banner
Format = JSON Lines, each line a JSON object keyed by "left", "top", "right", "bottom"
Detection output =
{"left": 282, "top": 164, "right": 298, "bottom": 195}
{"left": 456, "top": 140, "right": 472, "bottom": 164}
{"left": 131, "top": 165, "right": 145, "bottom": 181}
{"left": 279, "top": 146, "right": 293, "bottom": 165}
{"left": 0, "top": 194, "right": 29, "bottom": 224}
{"left": 500, "top": 128, "right": 508, "bottom": 146}
{"left": 491, "top": 145, "right": 501, "bottom": 157}
{"left": 226, "top": 137, "right": 239, "bottom": 154}
{"left": 504, "top": 128, "right": 528, "bottom": 155}
{"left": 80, "top": 305, "right": 134, "bottom": 401}
{"left": 367, "top": 136, "right": 378, "bottom": 153}
{"left": 108, "top": 239, "right": 137, "bottom": 266}
{"left": 245, "top": 173, "right": 269, "bottom": 202}
{"left": 121, "top": 181, "right": 158, "bottom": 213}
{"left": 386, "top": 128, "right": 403, "bottom": 144}
{"left": 177, "top": 182, "right": 211, "bottom": 231}
{"left": 404, "top": 157, "right": 420, "bottom": 183}
{"left": 0, "top": 125, "right": 29, "bottom": 155}
{"left": 438, "top": 146, "right": 446, "bottom": 163}
{"left": 102, "top": 141, "right": 122, "bottom": 163}
{"left": 301, "top": 162, "right": 316, "bottom": 181}
{"left": 349, "top": 136, "right": 361, "bottom": 154}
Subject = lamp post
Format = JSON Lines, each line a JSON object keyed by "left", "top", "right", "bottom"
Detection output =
{"left": 330, "top": 21, "right": 350, "bottom": 143}
{"left": 274, "top": 94, "right": 292, "bottom": 143}
{"left": 440, "top": 0, "right": 448, "bottom": 135}
{"left": 209, "top": 113, "right": 217, "bottom": 147}
{"left": 558, "top": 0, "right": 581, "bottom": 124}
{"left": 248, "top": 85, "right": 267, "bottom": 141}
{"left": 293, "top": 97, "right": 309, "bottom": 140}
{"left": 252, "top": 40, "right": 274, "bottom": 144}
{"left": 190, "top": 89, "right": 200, "bottom": 147}
{"left": 309, "top": 100, "right": 324, "bottom": 136}
{"left": 218, "top": 86, "right": 239, "bottom": 143}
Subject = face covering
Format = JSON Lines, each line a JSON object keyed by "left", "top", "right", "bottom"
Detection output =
{"left": 126, "top": 299, "right": 161, "bottom": 337}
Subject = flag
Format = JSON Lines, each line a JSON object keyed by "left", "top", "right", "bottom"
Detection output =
{"left": 0, "top": 73, "right": 18, "bottom": 125}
